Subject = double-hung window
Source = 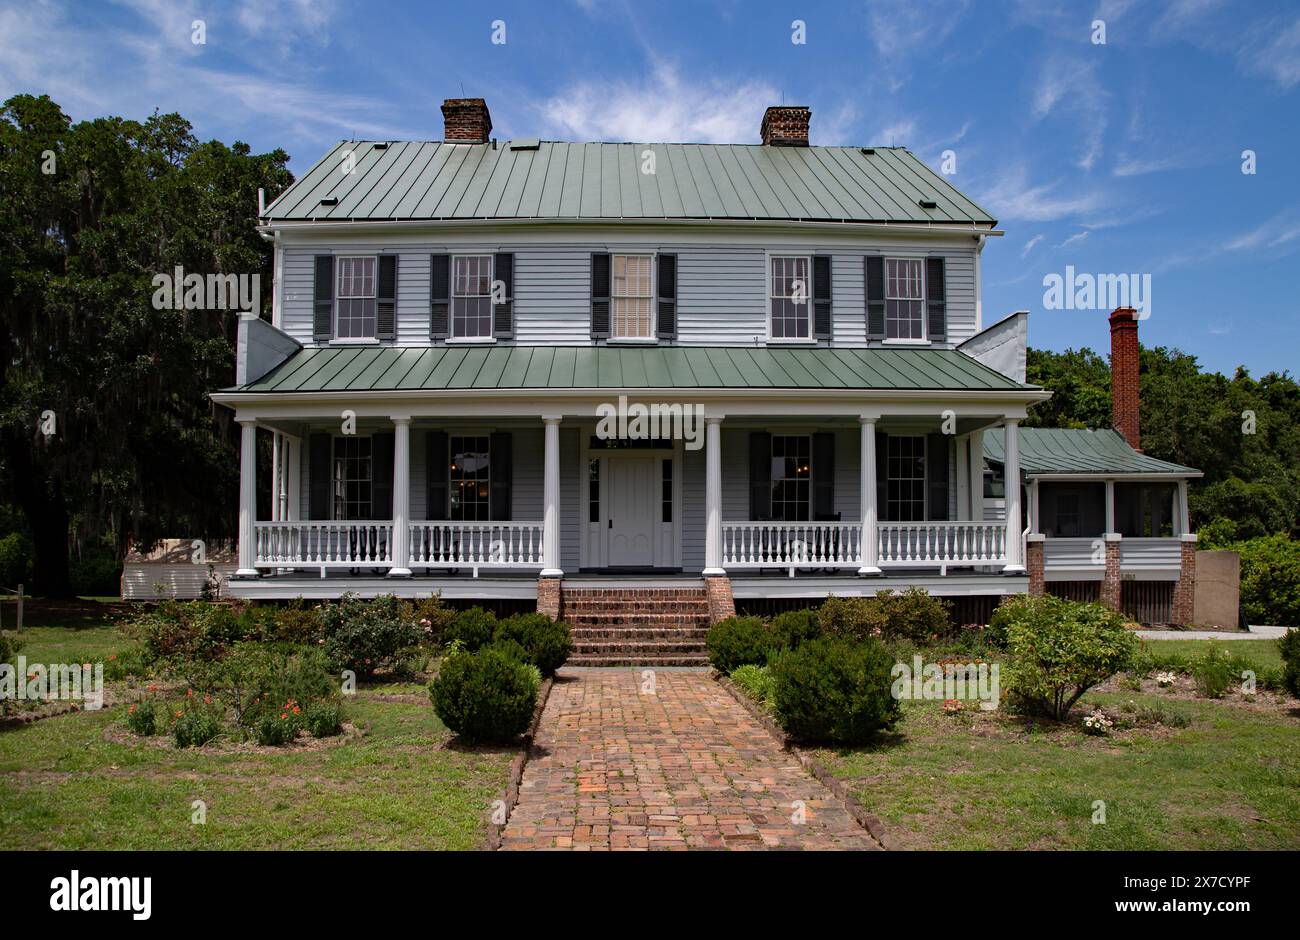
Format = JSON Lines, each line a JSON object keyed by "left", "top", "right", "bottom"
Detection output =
{"left": 452, "top": 255, "right": 493, "bottom": 339}
{"left": 332, "top": 436, "right": 373, "bottom": 519}
{"left": 449, "top": 435, "right": 491, "bottom": 520}
{"left": 611, "top": 254, "right": 654, "bottom": 339}
{"left": 770, "top": 256, "right": 811, "bottom": 340}
{"left": 885, "top": 258, "right": 925, "bottom": 340}
{"left": 770, "top": 434, "right": 812, "bottom": 520}
{"left": 336, "top": 256, "right": 377, "bottom": 339}
{"left": 886, "top": 435, "right": 926, "bottom": 521}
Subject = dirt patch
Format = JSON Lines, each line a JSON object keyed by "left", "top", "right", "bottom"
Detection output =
{"left": 1097, "top": 673, "right": 1296, "bottom": 716}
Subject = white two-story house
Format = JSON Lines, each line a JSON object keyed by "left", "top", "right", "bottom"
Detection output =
{"left": 211, "top": 98, "right": 1201, "bottom": 643}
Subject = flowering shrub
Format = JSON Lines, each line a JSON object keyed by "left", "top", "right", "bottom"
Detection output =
{"left": 132, "top": 601, "right": 247, "bottom": 666}
{"left": 1082, "top": 708, "right": 1114, "bottom": 735}
{"left": 1155, "top": 671, "right": 1177, "bottom": 688}
{"left": 125, "top": 699, "right": 158, "bottom": 736}
{"left": 317, "top": 593, "right": 423, "bottom": 678}
{"left": 304, "top": 701, "right": 344, "bottom": 738}
{"left": 1190, "top": 648, "right": 1239, "bottom": 698}
{"left": 816, "top": 596, "right": 886, "bottom": 642}
{"left": 942, "top": 698, "right": 964, "bottom": 715}
{"left": 172, "top": 698, "right": 223, "bottom": 748}
{"left": 253, "top": 700, "right": 302, "bottom": 746}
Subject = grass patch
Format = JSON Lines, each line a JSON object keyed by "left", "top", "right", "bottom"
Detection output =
{"left": 0, "top": 687, "right": 514, "bottom": 849}
{"left": 812, "top": 689, "right": 1300, "bottom": 850}
{"left": 1142, "top": 638, "right": 1283, "bottom": 673}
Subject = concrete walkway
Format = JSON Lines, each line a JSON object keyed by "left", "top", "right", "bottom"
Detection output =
{"left": 1137, "top": 626, "right": 1289, "bottom": 641}
{"left": 500, "top": 667, "right": 879, "bottom": 851}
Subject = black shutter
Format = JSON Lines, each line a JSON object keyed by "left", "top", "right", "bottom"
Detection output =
{"left": 493, "top": 252, "right": 514, "bottom": 339}
{"left": 926, "top": 432, "right": 950, "bottom": 521}
{"left": 875, "top": 430, "right": 888, "bottom": 522}
{"left": 426, "top": 431, "right": 449, "bottom": 520}
{"left": 489, "top": 431, "right": 513, "bottom": 520}
{"left": 590, "top": 253, "right": 610, "bottom": 339}
{"left": 812, "top": 255, "right": 833, "bottom": 340}
{"left": 429, "top": 254, "right": 450, "bottom": 340}
{"left": 865, "top": 256, "right": 885, "bottom": 341}
{"left": 656, "top": 253, "right": 677, "bottom": 340}
{"left": 812, "top": 431, "right": 835, "bottom": 518}
{"left": 926, "top": 257, "right": 946, "bottom": 342}
{"left": 313, "top": 255, "right": 334, "bottom": 342}
{"left": 749, "top": 431, "right": 772, "bottom": 520}
{"left": 371, "top": 432, "right": 394, "bottom": 519}
{"left": 376, "top": 255, "right": 397, "bottom": 341}
{"left": 309, "top": 433, "right": 331, "bottom": 519}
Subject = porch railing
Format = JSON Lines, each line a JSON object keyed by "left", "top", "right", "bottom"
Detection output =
{"left": 409, "top": 521, "right": 544, "bottom": 574}
{"left": 254, "top": 521, "right": 395, "bottom": 571}
{"left": 876, "top": 521, "right": 1007, "bottom": 568}
{"left": 722, "top": 522, "right": 864, "bottom": 574}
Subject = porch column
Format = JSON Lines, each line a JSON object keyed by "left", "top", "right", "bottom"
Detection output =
{"left": 968, "top": 428, "right": 985, "bottom": 520}
{"left": 1104, "top": 480, "right": 1116, "bottom": 535}
{"left": 703, "top": 415, "right": 725, "bottom": 576}
{"left": 1176, "top": 479, "right": 1190, "bottom": 536}
{"left": 235, "top": 419, "right": 259, "bottom": 577}
{"left": 1029, "top": 478, "right": 1040, "bottom": 534}
{"left": 388, "top": 416, "right": 412, "bottom": 577}
{"left": 271, "top": 432, "right": 281, "bottom": 521}
{"left": 541, "top": 415, "right": 563, "bottom": 577}
{"left": 858, "top": 415, "right": 881, "bottom": 575}
{"left": 1002, "top": 418, "right": 1025, "bottom": 574}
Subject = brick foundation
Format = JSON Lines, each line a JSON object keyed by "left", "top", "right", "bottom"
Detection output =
{"left": 704, "top": 575, "right": 736, "bottom": 623}
{"left": 1026, "top": 537, "right": 1045, "bottom": 597}
{"left": 1171, "top": 536, "right": 1197, "bottom": 625}
{"left": 536, "top": 576, "right": 562, "bottom": 620}
{"left": 1100, "top": 538, "right": 1122, "bottom": 611}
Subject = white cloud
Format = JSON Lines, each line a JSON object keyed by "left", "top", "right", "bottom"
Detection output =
{"left": 974, "top": 167, "right": 1107, "bottom": 222}
{"left": 1240, "top": 15, "right": 1300, "bottom": 89}
{"left": 1030, "top": 56, "right": 1108, "bottom": 171}
{"left": 875, "top": 119, "right": 917, "bottom": 148}
{"left": 1222, "top": 209, "right": 1300, "bottom": 252}
{"left": 534, "top": 60, "right": 777, "bottom": 143}
{"left": 867, "top": 0, "right": 970, "bottom": 57}
{"left": 812, "top": 101, "right": 861, "bottom": 146}
{"left": 1056, "top": 230, "right": 1090, "bottom": 249}
{"left": 1020, "top": 234, "right": 1045, "bottom": 257}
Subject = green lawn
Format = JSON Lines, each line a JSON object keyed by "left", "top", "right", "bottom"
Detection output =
{"left": 0, "top": 688, "right": 515, "bottom": 849}
{"left": 1143, "top": 637, "right": 1284, "bottom": 673}
{"left": 1, "top": 611, "right": 515, "bottom": 850}
{"left": 811, "top": 639, "right": 1300, "bottom": 850}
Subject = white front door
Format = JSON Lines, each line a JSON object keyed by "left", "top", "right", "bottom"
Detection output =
{"left": 607, "top": 456, "right": 657, "bottom": 566}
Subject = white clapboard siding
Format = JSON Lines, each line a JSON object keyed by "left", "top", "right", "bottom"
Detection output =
{"left": 121, "top": 564, "right": 238, "bottom": 600}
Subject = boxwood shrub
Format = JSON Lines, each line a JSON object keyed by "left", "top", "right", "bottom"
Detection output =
{"left": 1281, "top": 628, "right": 1300, "bottom": 698}
{"left": 493, "top": 613, "right": 572, "bottom": 676}
{"left": 706, "top": 616, "right": 775, "bottom": 672}
{"left": 769, "top": 637, "right": 899, "bottom": 744}
{"left": 429, "top": 647, "right": 539, "bottom": 743}
{"left": 445, "top": 606, "right": 498, "bottom": 652}
{"left": 769, "top": 609, "right": 820, "bottom": 651}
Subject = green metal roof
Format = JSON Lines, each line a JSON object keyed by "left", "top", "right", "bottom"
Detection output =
{"left": 229, "top": 345, "right": 1031, "bottom": 394}
{"left": 984, "top": 428, "right": 1200, "bottom": 476}
{"left": 262, "top": 141, "right": 996, "bottom": 225}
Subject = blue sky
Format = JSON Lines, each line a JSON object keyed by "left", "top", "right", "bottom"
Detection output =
{"left": 2, "top": 0, "right": 1298, "bottom": 376}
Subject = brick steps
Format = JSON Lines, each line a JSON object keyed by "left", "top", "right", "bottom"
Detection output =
{"left": 560, "top": 585, "right": 711, "bottom": 667}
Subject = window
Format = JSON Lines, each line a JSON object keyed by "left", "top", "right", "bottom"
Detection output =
{"left": 332, "top": 436, "right": 372, "bottom": 520}
{"left": 770, "top": 435, "right": 811, "bottom": 520}
{"left": 770, "top": 256, "right": 811, "bottom": 339}
{"left": 1039, "top": 482, "right": 1105, "bottom": 537}
{"left": 588, "top": 459, "right": 600, "bottom": 524}
{"left": 449, "top": 435, "right": 490, "bottom": 520}
{"left": 885, "top": 258, "right": 924, "bottom": 340}
{"left": 336, "top": 256, "right": 377, "bottom": 339}
{"left": 612, "top": 254, "right": 654, "bottom": 339}
{"left": 661, "top": 458, "right": 673, "bottom": 523}
{"left": 1115, "top": 482, "right": 1176, "bottom": 537}
{"left": 886, "top": 435, "right": 926, "bottom": 521}
{"left": 452, "top": 255, "right": 493, "bottom": 338}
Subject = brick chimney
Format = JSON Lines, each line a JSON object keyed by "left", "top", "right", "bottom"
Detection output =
{"left": 760, "top": 106, "right": 810, "bottom": 146}
{"left": 1109, "top": 307, "right": 1141, "bottom": 452}
{"left": 441, "top": 98, "right": 492, "bottom": 143}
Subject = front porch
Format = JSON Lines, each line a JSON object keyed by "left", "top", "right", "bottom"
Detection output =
{"left": 226, "top": 399, "right": 1036, "bottom": 607}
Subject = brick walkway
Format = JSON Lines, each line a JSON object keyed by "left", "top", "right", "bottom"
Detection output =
{"left": 500, "top": 667, "right": 879, "bottom": 850}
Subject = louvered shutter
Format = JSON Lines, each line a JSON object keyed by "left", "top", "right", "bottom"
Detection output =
{"left": 376, "top": 255, "right": 397, "bottom": 341}
{"left": 490, "top": 431, "right": 512, "bottom": 521}
{"left": 426, "top": 431, "right": 449, "bottom": 520}
{"left": 812, "top": 431, "right": 835, "bottom": 518}
{"left": 749, "top": 431, "right": 772, "bottom": 520}
{"left": 371, "top": 432, "right": 394, "bottom": 519}
{"left": 429, "top": 254, "right": 450, "bottom": 340}
{"left": 926, "top": 257, "right": 946, "bottom": 342}
{"left": 493, "top": 252, "right": 514, "bottom": 339}
{"left": 313, "top": 256, "right": 334, "bottom": 342}
{"left": 590, "top": 253, "right": 610, "bottom": 339}
{"left": 309, "top": 433, "right": 331, "bottom": 519}
{"left": 656, "top": 253, "right": 677, "bottom": 339}
{"left": 812, "top": 255, "right": 832, "bottom": 340}
{"left": 865, "top": 256, "right": 886, "bottom": 341}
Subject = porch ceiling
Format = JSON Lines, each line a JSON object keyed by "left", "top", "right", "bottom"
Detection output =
{"left": 225, "top": 345, "right": 1037, "bottom": 395}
